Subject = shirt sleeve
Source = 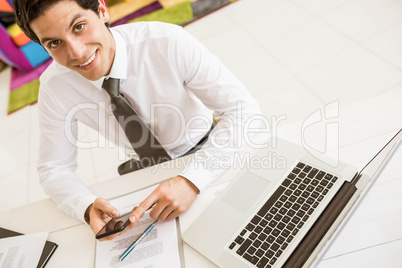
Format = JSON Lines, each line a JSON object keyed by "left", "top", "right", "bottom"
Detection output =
{"left": 170, "top": 26, "right": 264, "bottom": 192}
{"left": 37, "top": 80, "right": 97, "bottom": 223}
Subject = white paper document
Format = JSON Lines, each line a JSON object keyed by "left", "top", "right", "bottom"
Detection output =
{"left": 0, "top": 231, "right": 48, "bottom": 268}
{"left": 96, "top": 186, "right": 183, "bottom": 268}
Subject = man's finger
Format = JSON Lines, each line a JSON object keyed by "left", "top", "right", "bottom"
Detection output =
{"left": 157, "top": 204, "right": 175, "bottom": 220}
{"left": 130, "top": 193, "right": 158, "bottom": 224}
{"left": 90, "top": 198, "right": 120, "bottom": 235}
{"left": 93, "top": 198, "right": 120, "bottom": 218}
{"left": 165, "top": 208, "right": 182, "bottom": 221}
{"left": 91, "top": 215, "right": 112, "bottom": 235}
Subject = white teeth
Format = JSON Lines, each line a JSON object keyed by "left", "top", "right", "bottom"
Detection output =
{"left": 79, "top": 51, "right": 96, "bottom": 67}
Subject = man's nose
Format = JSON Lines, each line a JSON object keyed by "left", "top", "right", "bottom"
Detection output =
{"left": 66, "top": 38, "right": 85, "bottom": 60}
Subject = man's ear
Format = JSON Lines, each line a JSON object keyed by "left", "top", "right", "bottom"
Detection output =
{"left": 98, "top": 0, "right": 110, "bottom": 23}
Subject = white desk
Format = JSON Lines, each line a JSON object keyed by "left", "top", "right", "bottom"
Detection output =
{"left": 1, "top": 135, "right": 401, "bottom": 267}
{"left": 0, "top": 155, "right": 231, "bottom": 267}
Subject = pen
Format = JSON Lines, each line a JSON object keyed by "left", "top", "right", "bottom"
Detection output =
{"left": 119, "top": 219, "right": 159, "bottom": 261}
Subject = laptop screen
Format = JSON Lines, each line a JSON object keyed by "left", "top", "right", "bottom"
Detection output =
{"left": 357, "top": 129, "right": 402, "bottom": 180}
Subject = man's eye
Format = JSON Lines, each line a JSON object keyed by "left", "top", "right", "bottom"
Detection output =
{"left": 49, "top": 40, "right": 61, "bottom": 49}
{"left": 75, "top": 24, "right": 84, "bottom": 31}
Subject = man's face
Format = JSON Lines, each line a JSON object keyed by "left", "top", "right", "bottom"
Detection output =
{"left": 30, "top": 0, "right": 115, "bottom": 81}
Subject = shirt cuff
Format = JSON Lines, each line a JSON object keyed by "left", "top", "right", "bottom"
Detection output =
{"left": 76, "top": 194, "right": 97, "bottom": 223}
{"left": 178, "top": 156, "right": 220, "bottom": 193}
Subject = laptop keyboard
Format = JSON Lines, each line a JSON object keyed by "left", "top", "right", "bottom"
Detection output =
{"left": 228, "top": 162, "right": 338, "bottom": 268}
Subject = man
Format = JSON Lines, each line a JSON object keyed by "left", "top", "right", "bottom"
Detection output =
{"left": 13, "top": 0, "right": 261, "bottom": 238}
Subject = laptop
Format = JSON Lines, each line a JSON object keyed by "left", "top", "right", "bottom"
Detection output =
{"left": 183, "top": 129, "right": 402, "bottom": 268}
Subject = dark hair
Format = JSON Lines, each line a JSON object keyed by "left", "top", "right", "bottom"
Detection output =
{"left": 13, "top": 0, "right": 107, "bottom": 43}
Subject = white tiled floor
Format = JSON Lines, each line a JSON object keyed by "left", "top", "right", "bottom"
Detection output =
{"left": 0, "top": 0, "right": 401, "bottom": 266}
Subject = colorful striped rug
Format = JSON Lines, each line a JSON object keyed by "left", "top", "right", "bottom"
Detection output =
{"left": 7, "top": 0, "right": 236, "bottom": 114}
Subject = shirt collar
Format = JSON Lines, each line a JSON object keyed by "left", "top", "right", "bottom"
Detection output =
{"left": 90, "top": 27, "right": 128, "bottom": 90}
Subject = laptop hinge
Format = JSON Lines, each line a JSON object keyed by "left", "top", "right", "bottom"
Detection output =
{"left": 350, "top": 172, "right": 362, "bottom": 185}
{"left": 283, "top": 181, "right": 357, "bottom": 268}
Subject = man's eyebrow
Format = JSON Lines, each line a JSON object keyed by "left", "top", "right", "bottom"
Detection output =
{"left": 68, "top": 12, "right": 85, "bottom": 30}
{"left": 40, "top": 36, "right": 54, "bottom": 45}
{"left": 39, "top": 13, "right": 85, "bottom": 45}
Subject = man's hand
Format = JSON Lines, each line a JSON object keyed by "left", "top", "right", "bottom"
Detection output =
{"left": 88, "top": 198, "right": 120, "bottom": 240}
{"left": 129, "top": 176, "right": 199, "bottom": 225}
{"left": 86, "top": 176, "right": 199, "bottom": 239}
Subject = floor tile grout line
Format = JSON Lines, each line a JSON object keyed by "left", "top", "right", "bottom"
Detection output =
{"left": 227, "top": 4, "right": 350, "bottom": 103}
{"left": 191, "top": 19, "right": 263, "bottom": 67}
{"left": 228, "top": 1, "right": 382, "bottom": 105}
{"left": 332, "top": 128, "right": 401, "bottom": 151}
{"left": 290, "top": 0, "right": 361, "bottom": 18}
{"left": 288, "top": 0, "right": 402, "bottom": 106}
{"left": 293, "top": 0, "right": 402, "bottom": 74}
{"left": 379, "top": 80, "right": 402, "bottom": 94}
{"left": 233, "top": 20, "right": 328, "bottom": 105}
{"left": 359, "top": 38, "right": 402, "bottom": 74}
{"left": 358, "top": 17, "right": 402, "bottom": 43}
{"left": 184, "top": 12, "right": 235, "bottom": 42}
{"left": 375, "top": 175, "right": 402, "bottom": 186}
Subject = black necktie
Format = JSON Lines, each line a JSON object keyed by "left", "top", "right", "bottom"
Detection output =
{"left": 102, "top": 78, "right": 171, "bottom": 169}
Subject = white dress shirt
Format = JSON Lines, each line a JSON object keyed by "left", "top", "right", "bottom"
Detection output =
{"left": 37, "top": 22, "right": 261, "bottom": 222}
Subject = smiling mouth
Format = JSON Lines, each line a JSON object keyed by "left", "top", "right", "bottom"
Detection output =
{"left": 79, "top": 51, "right": 97, "bottom": 67}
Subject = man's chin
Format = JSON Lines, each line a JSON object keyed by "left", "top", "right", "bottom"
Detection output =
{"left": 75, "top": 69, "right": 104, "bottom": 81}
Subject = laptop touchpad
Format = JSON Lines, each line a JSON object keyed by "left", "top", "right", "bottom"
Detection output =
{"left": 221, "top": 172, "right": 270, "bottom": 214}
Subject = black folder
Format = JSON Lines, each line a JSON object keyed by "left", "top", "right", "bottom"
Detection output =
{"left": 0, "top": 227, "right": 58, "bottom": 268}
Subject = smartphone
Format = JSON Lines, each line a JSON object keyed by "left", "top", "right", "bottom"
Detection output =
{"left": 95, "top": 213, "right": 132, "bottom": 239}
